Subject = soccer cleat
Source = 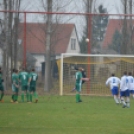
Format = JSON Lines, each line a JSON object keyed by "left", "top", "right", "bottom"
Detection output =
{"left": 122, "top": 105, "right": 126, "bottom": 108}
{"left": 79, "top": 100, "right": 82, "bottom": 102}
{"left": 35, "top": 99, "right": 38, "bottom": 103}
{"left": 15, "top": 101, "right": 19, "bottom": 104}
{"left": 10, "top": 100, "right": 14, "bottom": 103}
{"left": 0, "top": 100, "right": 4, "bottom": 103}
{"left": 27, "top": 101, "right": 32, "bottom": 104}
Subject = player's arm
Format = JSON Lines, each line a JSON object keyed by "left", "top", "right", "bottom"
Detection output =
{"left": 13, "top": 80, "right": 19, "bottom": 88}
{"left": 105, "top": 78, "right": 110, "bottom": 87}
{"left": 81, "top": 77, "right": 90, "bottom": 81}
{"left": 120, "top": 77, "right": 124, "bottom": 90}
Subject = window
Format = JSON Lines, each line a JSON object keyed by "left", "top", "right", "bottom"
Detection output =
{"left": 71, "top": 38, "right": 76, "bottom": 50}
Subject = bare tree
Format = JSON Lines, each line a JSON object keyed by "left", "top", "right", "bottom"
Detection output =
{"left": 44, "top": 0, "right": 53, "bottom": 91}
{"left": 13, "top": 0, "right": 21, "bottom": 68}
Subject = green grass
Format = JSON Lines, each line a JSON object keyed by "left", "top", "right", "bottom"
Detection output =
{"left": 0, "top": 95, "right": 134, "bottom": 134}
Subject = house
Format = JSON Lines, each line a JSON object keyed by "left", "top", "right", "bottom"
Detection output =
{"left": 102, "top": 19, "right": 134, "bottom": 50}
{"left": 102, "top": 19, "right": 122, "bottom": 48}
{"left": 18, "top": 23, "right": 80, "bottom": 72}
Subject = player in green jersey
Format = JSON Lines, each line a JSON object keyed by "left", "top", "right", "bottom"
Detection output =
{"left": 11, "top": 69, "right": 19, "bottom": 103}
{"left": 0, "top": 69, "right": 4, "bottom": 102}
{"left": 75, "top": 67, "right": 89, "bottom": 103}
{"left": 19, "top": 68, "right": 29, "bottom": 102}
{"left": 28, "top": 68, "right": 38, "bottom": 103}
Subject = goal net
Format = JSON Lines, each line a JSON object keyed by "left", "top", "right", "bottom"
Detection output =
{"left": 59, "top": 53, "right": 134, "bottom": 96}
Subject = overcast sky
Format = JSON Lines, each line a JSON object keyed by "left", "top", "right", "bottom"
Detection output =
{"left": 20, "top": 0, "right": 122, "bottom": 14}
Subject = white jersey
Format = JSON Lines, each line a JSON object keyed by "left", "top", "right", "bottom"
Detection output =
{"left": 120, "top": 75, "right": 128, "bottom": 91}
{"left": 106, "top": 76, "right": 120, "bottom": 90}
{"left": 127, "top": 76, "right": 134, "bottom": 90}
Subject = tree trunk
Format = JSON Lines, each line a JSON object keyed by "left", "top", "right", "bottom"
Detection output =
{"left": 13, "top": 0, "right": 19, "bottom": 68}
{"left": 121, "top": 0, "right": 127, "bottom": 54}
{"left": 129, "top": 0, "right": 133, "bottom": 53}
{"left": 44, "top": 0, "right": 52, "bottom": 92}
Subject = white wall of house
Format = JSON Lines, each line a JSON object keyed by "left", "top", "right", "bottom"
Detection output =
{"left": 66, "top": 28, "right": 80, "bottom": 53}
{"left": 31, "top": 27, "right": 80, "bottom": 71}
{"left": 32, "top": 54, "right": 44, "bottom": 72}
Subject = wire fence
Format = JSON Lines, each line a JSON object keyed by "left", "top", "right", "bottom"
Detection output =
{"left": 0, "top": 10, "right": 134, "bottom": 95}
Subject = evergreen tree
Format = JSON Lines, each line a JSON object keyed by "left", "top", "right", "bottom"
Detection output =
{"left": 108, "top": 30, "right": 122, "bottom": 53}
{"left": 79, "top": 5, "right": 108, "bottom": 53}
{"left": 92, "top": 5, "right": 108, "bottom": 48}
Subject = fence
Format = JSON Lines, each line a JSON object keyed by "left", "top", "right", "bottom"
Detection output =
{"left": 0, "top": 10, "right": 134, "bottom": 95}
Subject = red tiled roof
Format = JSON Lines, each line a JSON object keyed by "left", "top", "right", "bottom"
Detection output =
{"left": 19, "top": 23, "right": 75, "bottom": 54}
{"left": 103, "top": 19, "right": 122, "bottom": 48}
{"left": 103, "top": 19, "right": 134, "bottom": 48}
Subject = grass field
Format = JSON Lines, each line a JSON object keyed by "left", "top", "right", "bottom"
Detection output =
{"left": 0, "top": 95, "right": 134, "bottom": 134}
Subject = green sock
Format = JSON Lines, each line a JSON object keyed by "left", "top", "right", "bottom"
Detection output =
{"left": 21, "top": 93, "right": 24, "bottom": 102}
{"left": 16, "top": 95, "right": 18, "bottom": 101}
{"left": 0, "top": 93, "right": 4, "bottom": 100}
{"left": 12, "top": 94, "right": 14, "bottom": 101}
{"left": 76, "top": 94, "right": 79, "bottom": 102}
{"left": 14, "top": 95, "right": 18, "bottom": 101}
{"left": 78, "top": 94, "right": 81, "bottom": 101}
{"left": 26, "top": 92, "right": 29, "bottom": 102}
{"left": 34, "top": 92, "right": 38, "bottom": 99}
{"left": 30, "top": 94, "right": 32, "bottom": 102}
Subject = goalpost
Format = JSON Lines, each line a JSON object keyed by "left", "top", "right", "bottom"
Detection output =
{"left": 59, "top": 53, "right": 134, "bottom": 96}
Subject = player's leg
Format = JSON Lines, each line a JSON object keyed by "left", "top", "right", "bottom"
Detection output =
{"left": 14, "top": 88, "right": 19, "bottom": 103}
{"left": 0, "top": 85, "right": 4, "bottom": 102}
{"left": 28, "top": 86, "right": 33, "bottom": 103}
{"left": 21, "top": 85, "right": 25, "bottom": 102}
{"left": 33, "top": 87, "right": 38, "bottom": 103}
{"left": 112, "top": 87, "right": 119, "bottom": 104}
{"left": 11, "top": 84, "right": 15, "bottom": 102}
{"left": 125, "top": 89, "right": 130, "bottom": 108}
{"left": 132, "top": 90, "right": 134, "bottom": 98}
{"left": 24, "top": 85, "right": 29, "bottom": 102}
{"left": 120, "top": 91, "right": 127, "bottom": 108}
{"left": 75, "top": 84, "right": 82, "bottom": 103}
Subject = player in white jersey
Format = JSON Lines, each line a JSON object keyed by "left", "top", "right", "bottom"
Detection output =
{"left": 127, "top": 72, "right": 134, "bottom": 98}
{"left": 106, "top": 73, "right": 121, "bottom": 104}
{"left": 120, "top": 71, "right": 130, "bottom": 108}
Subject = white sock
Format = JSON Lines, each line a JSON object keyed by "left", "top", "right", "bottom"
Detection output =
{"left": 114, "top": 96, "right": 119, "bottom": 104}
{"left": 121, "top": 98, "right": 126, "bottom": 106}
{"left": 126, "top": 98, "right": 130, "bottom": 107}
{"left": 118, "top": 97, "right": 121, "bottom": 103}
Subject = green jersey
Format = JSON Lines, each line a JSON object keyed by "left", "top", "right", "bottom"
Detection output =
{"left": 0, "top": 73, "right": 3, "bottom": 85}
{"left": 12, "top": 73, "right": 19, "bottom": 85}
{"left": 75, "top": 71, "right": 82, "bottom": 84}
{"left": 29, "top": 72, "right": 38, "bottom": 87}
{"left": 19, "top": 71, "right": 29, "bottom": 86}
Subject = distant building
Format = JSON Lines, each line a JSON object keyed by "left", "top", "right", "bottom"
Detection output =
{"left": 18, "top": 23, "right": 80, "bottom": 72}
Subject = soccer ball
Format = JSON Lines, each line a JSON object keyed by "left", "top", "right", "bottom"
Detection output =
{"left": 85, "top": 38, "right": 89, "bottom": 42}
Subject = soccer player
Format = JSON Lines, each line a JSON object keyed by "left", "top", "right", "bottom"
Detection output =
{"left": 75, "top": 67, "right": 89, "bottom": 103}
{"left": 11, "top": 69, "right": 19, "bottom": 103}
{"left": 0, "top": 69, "right": 4, "bottom": 102}
{"left": 105, "top": 73, "right": 121, "bottom": 104}
{"left": 127, "top": 72, "right": 134, "bottom": 98}
{"left": 19, "top": 68, "right": 29, "bottom": 102}
{"left": 28, "top": 68, "right": 38, "bottom": 103}
{"left": 72, "top": 67, "right": 89, "bottom": 92}
{"left": 120, "top": 71, "right": 130, "bottom": 108}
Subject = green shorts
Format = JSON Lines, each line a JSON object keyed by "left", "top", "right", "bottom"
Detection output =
{"left": 75, "top": 83, "right": 82, "bottom": 92}
{"left": 0, "top": 84, "right": 4, "bottom": 91}
{"left": 12, "top": 84, "right": 19, "bottom": 93}
{"left": 21, "top": 85, "right": 28, "bottom": 91}
{"left": 29, "top": 86, "right": 36, "bottom": 92}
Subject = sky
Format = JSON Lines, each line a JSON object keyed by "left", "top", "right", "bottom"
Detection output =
{"left": 20, "top": 0, "right": 122, "bottom": 14}
{"left": 17, "top": 0, "right": 123, "bottom": 39}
